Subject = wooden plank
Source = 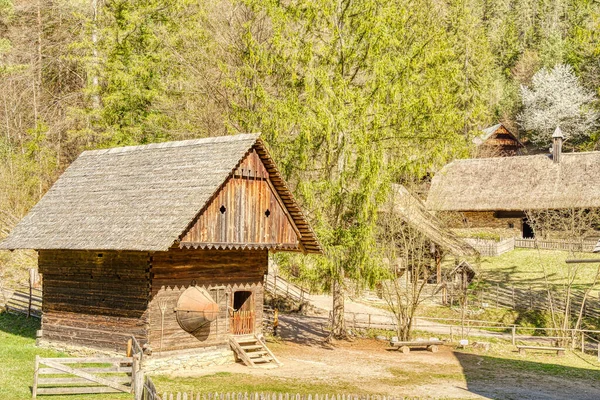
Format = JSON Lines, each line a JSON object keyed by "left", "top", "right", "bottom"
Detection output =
{"left": 33, "top": 355, "right": 39, "bottom": 399}
{"left": 38, "top": 376, "right": 131, "bottom": 385}
{"left": 39, "top": 366, "right": 133, "bottom": 375}
{"left": 40, "top": 360, "right": 131, "bottom": 393}
{"left": 36, "top": 386, "right": 123, "bottom": 395}
{"left": 39, "top": 357, "right": 132, "bottom": 364}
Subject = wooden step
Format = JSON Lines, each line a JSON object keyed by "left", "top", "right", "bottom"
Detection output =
{"left": 253, "top": 357, "right": 273, "bottom": 363}
{"left": 240, "top": 345, "right": 263, "bottom": 350}
{"left": 234, "top": 336, "right": 257, "bottom": 344}
{"left": 230, "top": 335, "right": 281, "bottom": 368}
{"left": 247, "top": 351, "right": 268, "bottom": 358}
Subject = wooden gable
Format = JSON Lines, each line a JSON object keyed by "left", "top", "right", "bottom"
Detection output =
{"left": 180, "top": 149, "right": 300, "bottom": 250}
{"left": 477, "top": 125, "right": 525, "bottom": 158}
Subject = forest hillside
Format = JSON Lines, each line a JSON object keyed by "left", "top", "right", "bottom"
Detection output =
{"left": 0, "top": 0, "right": 599, "bottom": 284}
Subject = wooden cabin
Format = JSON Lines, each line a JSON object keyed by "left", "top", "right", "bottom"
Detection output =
{"left": 426, "top": 135, "right": 600, "bottom": 238}
{"left": 473, "top": 123, "right": 525, "bottom": 158}
{"left": 0, "top": 134, "right": 321, "bottom": 354}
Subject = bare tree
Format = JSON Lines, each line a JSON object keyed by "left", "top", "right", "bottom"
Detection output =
{"left": 378, "top": 200, "right": 440, "bottom": 341}
{"left": 525, "top": 208, "right": 600, "bottom": 344}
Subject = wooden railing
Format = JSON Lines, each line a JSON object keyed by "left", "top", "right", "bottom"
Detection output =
{"left": 264, "top": 273, "right": 310, "bottom": 303}
{"left": 230, "top": 311, "right": 255, "bottom": 335}
{"left": 514, "top": 238, "right": 598, "bottom": 252}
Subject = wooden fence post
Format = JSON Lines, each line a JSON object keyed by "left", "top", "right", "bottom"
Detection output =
{"left": 512, "top": 326, "right": 516, "bottom": 345}
{"left": 511, "top": 286, "right": 515, "bottom": 309}
{"left": 32, "top": 355, "right": 39, "bottom": 399}
{"left": 495, "top": 284, "right": 499, "bottom": 309}
{"left": 581, "top": 332, "right": 585, "bottom": 354}
{"left": 28, "top": 269, "right": 35, "bottom": 318}
{"left": 133, "top": 353, "right": 144, "bottom": 400}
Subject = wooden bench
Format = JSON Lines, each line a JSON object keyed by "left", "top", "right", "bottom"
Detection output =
{"left": 389, "top": 340, "right": 444, "bottom": 354}
{"left": 516, "top": 345, "right": 565, "bottom": 356}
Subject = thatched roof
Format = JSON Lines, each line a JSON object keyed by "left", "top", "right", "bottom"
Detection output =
{"left": 0, "top": 134, "right": 321, "bottom": 253}
{"left": 385, "top": 185, "right": 477, "bottom": 257}
{"left": 449, "top": 260, "right": 476, "bottom": 277}
{"left": 473, "top": 123, "right": 525, "bottom": 148}
{"left": 427, "top": 151, "right": 600, "bottom": 212}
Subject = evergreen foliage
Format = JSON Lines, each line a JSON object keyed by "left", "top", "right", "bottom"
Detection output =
{"left": 0, "top": 0, "right": 599, "bottom": 294}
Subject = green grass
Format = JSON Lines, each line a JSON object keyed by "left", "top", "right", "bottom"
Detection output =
{"left": 479, "top": 248, "right": 600, "bottom": 291}
{"left": 152, "top": 372, "right": 364, "bottom": 395}
{"left": 0, "top": 312, "right": 131, "bottom": 400}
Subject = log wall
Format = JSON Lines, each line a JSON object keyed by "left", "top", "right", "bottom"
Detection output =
{"left": 38, "top": 250, "right": 151, "bottom": 352}
{"left": 148, "top": 248, "right": 267, "bottom": 352}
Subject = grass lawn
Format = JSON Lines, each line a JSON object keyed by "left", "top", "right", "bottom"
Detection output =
{"left": 479, "top": 248, "right": 600, "bottom": 291}
{"left": 0, "top": 312, "right": 131, "bottom": 400}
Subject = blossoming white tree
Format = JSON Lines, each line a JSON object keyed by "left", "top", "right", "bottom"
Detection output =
{"left": 519, "top": 64, "right": 598, "bottom": 148}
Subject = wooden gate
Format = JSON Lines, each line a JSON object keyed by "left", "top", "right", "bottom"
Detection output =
{"left": 230, "top": 310, "right": 255, "bottom": 335}
{"left": 32, "top": 356, "right": 136, "bottom": 398}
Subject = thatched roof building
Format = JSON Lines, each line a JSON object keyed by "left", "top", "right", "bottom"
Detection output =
{"left": 426, "top": 151, "right": 600, "bottom": 212}
{"left": 0, "top": 134, "right": 320, "bottom": 253}
{"left": 386, "top": 184, "right": 477, "bottom": 257}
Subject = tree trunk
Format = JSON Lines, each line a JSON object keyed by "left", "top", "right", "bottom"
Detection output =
{"left": 329, "top": 270, "right": 347, "bottom": 340}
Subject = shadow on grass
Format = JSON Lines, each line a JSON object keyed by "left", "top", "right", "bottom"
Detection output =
{"left": 0, "top": 311, "right": 39, "bottom": 339}
{"left": 455, "top": 351, "right": 600, "bottom": 400}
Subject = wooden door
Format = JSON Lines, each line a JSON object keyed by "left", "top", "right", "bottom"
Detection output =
{"left": 230, "top": 291, "right": 255, "bottom": 335}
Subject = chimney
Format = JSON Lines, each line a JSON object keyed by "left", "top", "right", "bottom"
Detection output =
{"left": 552, "top": 126, "right": 564, "bottom": 163}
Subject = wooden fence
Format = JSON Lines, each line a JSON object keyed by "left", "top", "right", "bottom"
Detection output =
{"left": 4, "top": 286, "right": 42, "bottom": 317}
{"left": 32, "top": 356, "right": 135, "bottom": 398}
{"left": 2, "top": 268, "right": 42, "bottom": 318}
{"left": 464, "top": 238, "right": 515, "bottom": 257}
{"left": 514, "top": 238, "right": 599, "bottom": 252}
{"left": 264, "top": 273, "right": 310, "bottom": 304}
{"left": 471, "top": 284, "right": 600, "bottom": 319}
{"left": 143, "top": 387, "right": 417, "bottom": 400}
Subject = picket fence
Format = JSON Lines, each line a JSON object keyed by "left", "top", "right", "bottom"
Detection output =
{"left": 143, "top": 388, "right": 418, "bottom": 400}
{"left": 514, "top": 238, "right": 599, "bottom": 252}
{"left": 463, "top": 237, "right": 599, "bottom": 257}
{"left": 464, "top": 237, "right": 514, "bottom": 257}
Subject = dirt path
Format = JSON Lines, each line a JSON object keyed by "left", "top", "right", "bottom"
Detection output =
{"left": 170, "top": 313, "right": 600, "bottom": 399}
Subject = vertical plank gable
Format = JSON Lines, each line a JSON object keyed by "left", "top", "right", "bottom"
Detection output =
{"left": 181, "top": 150, "right": 299, "bottom": 249}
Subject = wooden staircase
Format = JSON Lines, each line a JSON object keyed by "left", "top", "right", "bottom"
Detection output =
{"left": 229, "top": 335, "right": 281, "bottom": 368}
